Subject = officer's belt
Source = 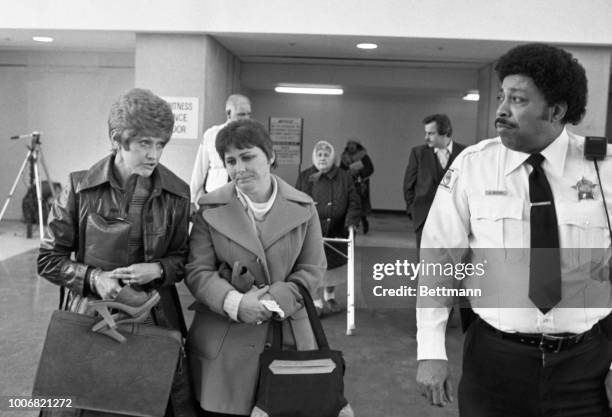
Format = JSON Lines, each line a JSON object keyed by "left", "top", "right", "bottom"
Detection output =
{"left": 477, "top": 317, "right": 600, "bottom": 353}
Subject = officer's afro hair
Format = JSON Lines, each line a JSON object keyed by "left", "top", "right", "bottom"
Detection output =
{"left": 495, "top": 43, "right": 587, "bottom": 125}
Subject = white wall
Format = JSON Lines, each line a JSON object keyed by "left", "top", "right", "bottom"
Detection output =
{"left": 250, "top": 90, "right": 478, "bottom": 211}
{"left": 0, "top": 52, "right": 133, "bottom": 220}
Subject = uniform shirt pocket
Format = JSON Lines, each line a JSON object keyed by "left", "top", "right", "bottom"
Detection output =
{"left": 556, "top": 201, "right": 610, "bottom": 267}
{"left": 470, "top": 196, "right": 524, "bottom": 248}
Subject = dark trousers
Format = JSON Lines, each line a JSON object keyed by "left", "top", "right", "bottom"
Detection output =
{"left": 459, "top": 319, "right": 612, "bottom": 417}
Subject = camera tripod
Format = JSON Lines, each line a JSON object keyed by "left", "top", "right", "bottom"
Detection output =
{"left": 0, "top": 132, "right": 57, "bottom": 240}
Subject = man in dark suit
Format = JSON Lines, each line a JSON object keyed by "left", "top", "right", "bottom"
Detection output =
{"left": 403, "top": 114, "right": 466, "bottom": 247}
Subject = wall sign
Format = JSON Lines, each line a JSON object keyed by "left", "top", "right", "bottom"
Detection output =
{"left": 269, "top": 117, "right": 303, "bottom": 165}
{"left": 163, "top": 96, "right": 199, "bottom": 139}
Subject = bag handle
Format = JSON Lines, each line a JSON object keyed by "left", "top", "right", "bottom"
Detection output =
{"left": 271, "top": 280, "right": 330, "bottom": 351}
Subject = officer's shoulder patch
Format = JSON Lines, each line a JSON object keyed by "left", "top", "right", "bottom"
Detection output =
{"left": 439, "top": 168, "right": 459, "bottom": 192}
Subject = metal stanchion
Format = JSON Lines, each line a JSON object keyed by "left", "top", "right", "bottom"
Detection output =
{"left": 322, "top": 225, "right": 355, "bottom": 335}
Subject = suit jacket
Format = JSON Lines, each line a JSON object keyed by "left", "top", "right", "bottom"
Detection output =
{"left": 185, "top": 175, "right": 326, "bottom": 415}
{"left": 403, "top": 141, "right": 466, "bottom": 231}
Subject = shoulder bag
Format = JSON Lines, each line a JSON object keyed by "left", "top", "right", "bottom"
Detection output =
{"left": 251, "top": 281, "right": 353, "bottom": 417}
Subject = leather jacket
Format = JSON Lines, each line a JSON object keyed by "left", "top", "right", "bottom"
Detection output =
{"left": 38, "top": 154, "right": 190, "bottom": 332}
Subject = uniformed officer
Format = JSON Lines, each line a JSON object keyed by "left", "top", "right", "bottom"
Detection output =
{"left": 416, "top": 43, "right": 612, "bottom": 416}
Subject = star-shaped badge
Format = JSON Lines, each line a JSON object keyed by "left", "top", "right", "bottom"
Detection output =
{"left": 572, "top": 177, "right": 597, "bottom": 200}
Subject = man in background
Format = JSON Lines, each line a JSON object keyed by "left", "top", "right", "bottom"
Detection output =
{"left": 190, "top": 94, "right": 251, "bottom": 208}
{"left": 403, "top": 114, "right": 465, "bottom": 247}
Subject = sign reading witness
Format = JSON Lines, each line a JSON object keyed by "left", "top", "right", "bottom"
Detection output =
{"left": 163, "top": 97, "right": 199, "bottom": 139}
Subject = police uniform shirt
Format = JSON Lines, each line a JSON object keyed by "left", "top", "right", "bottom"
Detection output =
{"left": 416, "top": 128, "right": 612, "bottom": 361}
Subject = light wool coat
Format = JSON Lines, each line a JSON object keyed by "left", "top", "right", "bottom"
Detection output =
{"left": 185, "top": 175, "right": 326, "bottom": 415}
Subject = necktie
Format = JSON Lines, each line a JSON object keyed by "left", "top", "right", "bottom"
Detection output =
{"left": 526, "top": 153, "right": 562, "bottom": 313}
{"left": 437, "top": 148, "right": 450, "bottom": 169}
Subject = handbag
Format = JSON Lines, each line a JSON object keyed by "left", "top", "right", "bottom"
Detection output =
{"left": 252, "top": 282, "right": 353, "bottom": 417}
{"left": 32, "top": 309, "right": 182, "bottom": 417}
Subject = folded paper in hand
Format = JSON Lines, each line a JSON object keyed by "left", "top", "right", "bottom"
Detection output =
{"left": 260, "top": 299, "right": 285, "bottom": 319}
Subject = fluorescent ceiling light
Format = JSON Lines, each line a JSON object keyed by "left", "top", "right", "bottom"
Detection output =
{"left": 356, "top": 43, "right": 378, "bottom": 50}
{"left": 33, "top": 36, "right": 54, "bottom": 43}
{"left": 462, "top": 90, "right": 479, "bottom": 101}
{"left": 275, "top": 86, "right": 343, "bottom": 95}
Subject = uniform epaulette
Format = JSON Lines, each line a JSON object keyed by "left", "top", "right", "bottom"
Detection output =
{"left": 460, "top": 137, "right": 501, "bottom": 156}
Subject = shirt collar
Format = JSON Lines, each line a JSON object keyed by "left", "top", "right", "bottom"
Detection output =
{"left": 503, "top": 128, "right": 569, "bottom": 177}
{"left": 434, "top": 140, "right": 453, "bottom": 154}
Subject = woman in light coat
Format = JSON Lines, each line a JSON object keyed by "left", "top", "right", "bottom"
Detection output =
{"left": 185, "top": 119, "right": 326, "bottom": 416}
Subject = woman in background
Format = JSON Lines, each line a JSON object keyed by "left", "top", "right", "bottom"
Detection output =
{"left": 340, "top": 138, "right": 374, "bottom": 234}
{"left": 296, "top": 140, "right": 361, "bottom": 316}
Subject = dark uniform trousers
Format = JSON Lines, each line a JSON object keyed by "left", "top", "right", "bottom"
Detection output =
{"left": 459, "top": 318, "right": 612, "bottom": 417}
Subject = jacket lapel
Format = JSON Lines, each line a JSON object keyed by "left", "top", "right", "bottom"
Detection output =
{"left": 259, "top": 194, "right": 311, "bottom": 250}
{"left": 202, "top": 191, "right": 266, "bottom": 260}
{"left": 200, "top": 176, "right": 313, "bottom": 256}
{"left": 424, "top": 147, "right": 443, "bottom": 180}
{"left": 448, "top": 143, "right": 463, "bottom": 166}
{"left": 259, "top": 177, "right": 312, "bottom": 250}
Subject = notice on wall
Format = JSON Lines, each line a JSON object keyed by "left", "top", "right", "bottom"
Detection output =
{"left": 269, "top": 117, "right": 303, "bottom": 165}
{"left": 163, "top": 97, "right": 199, "bottom": 139}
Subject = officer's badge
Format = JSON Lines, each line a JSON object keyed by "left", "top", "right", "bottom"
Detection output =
{"left": 572, "top": 177, "right": 597, "bottom": 200}
{"left": 439, "top": 168, "right": 458, "bottom": 192}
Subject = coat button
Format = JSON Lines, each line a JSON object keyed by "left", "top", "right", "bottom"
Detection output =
{"left": 326, "top": 218, "right": 331, "bottom": 222}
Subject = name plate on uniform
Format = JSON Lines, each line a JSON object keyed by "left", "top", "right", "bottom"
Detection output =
{"left": 485, "top": 190, "right": 507, "bottom": 196}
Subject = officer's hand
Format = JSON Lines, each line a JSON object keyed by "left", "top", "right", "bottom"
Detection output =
{"left": 416, "top": 360, "right": 454, "bottom": 407}
{"left": 605, "top": 369, "right": 612, "bottom": 408}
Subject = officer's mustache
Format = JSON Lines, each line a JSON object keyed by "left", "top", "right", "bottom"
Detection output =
{"left": 495, "top": 117, "right": 517, "bottom": 128}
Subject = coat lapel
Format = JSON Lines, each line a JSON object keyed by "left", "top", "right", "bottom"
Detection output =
{"left": 259, "top": 177, "right": 312, "bottom": 250}
{"left": 200, "top": 177, "right": 313, "bottom": 257}
{"left": 202, "top": 190, "right": 266, "bottom": 260}
{"left": 259, "top": 194, "right": 311, "bottom": 250}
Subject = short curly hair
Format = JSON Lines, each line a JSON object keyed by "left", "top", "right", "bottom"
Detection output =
{"left": 108, "top": 88, "right": 175, "bottom": 150}
{"left": 495, "top": 43, "right": 587, "bottom": 125}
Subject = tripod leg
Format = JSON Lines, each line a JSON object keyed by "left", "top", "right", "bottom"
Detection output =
{"left": 33, "top": 159, "right": 45, "bottom": 240}
{"left": 0, "top": 150, "right": 33, "bottom": 223}
{"left": 38, "top": 148, "right": 58, "bottom": 200}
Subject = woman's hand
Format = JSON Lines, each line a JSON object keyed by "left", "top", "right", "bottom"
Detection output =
{"left": 108, "top": 262, "right": 163, "bottom": 286}
{"left": 92, "top": 271, "right": 122, "bottom": 299}
{"left": 238, "top": 286, "right": 273, "bottom": 324}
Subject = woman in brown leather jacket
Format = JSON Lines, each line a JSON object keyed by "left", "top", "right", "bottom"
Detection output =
{"left": 37, "top": 88, "right": 192, "bottom": 417}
